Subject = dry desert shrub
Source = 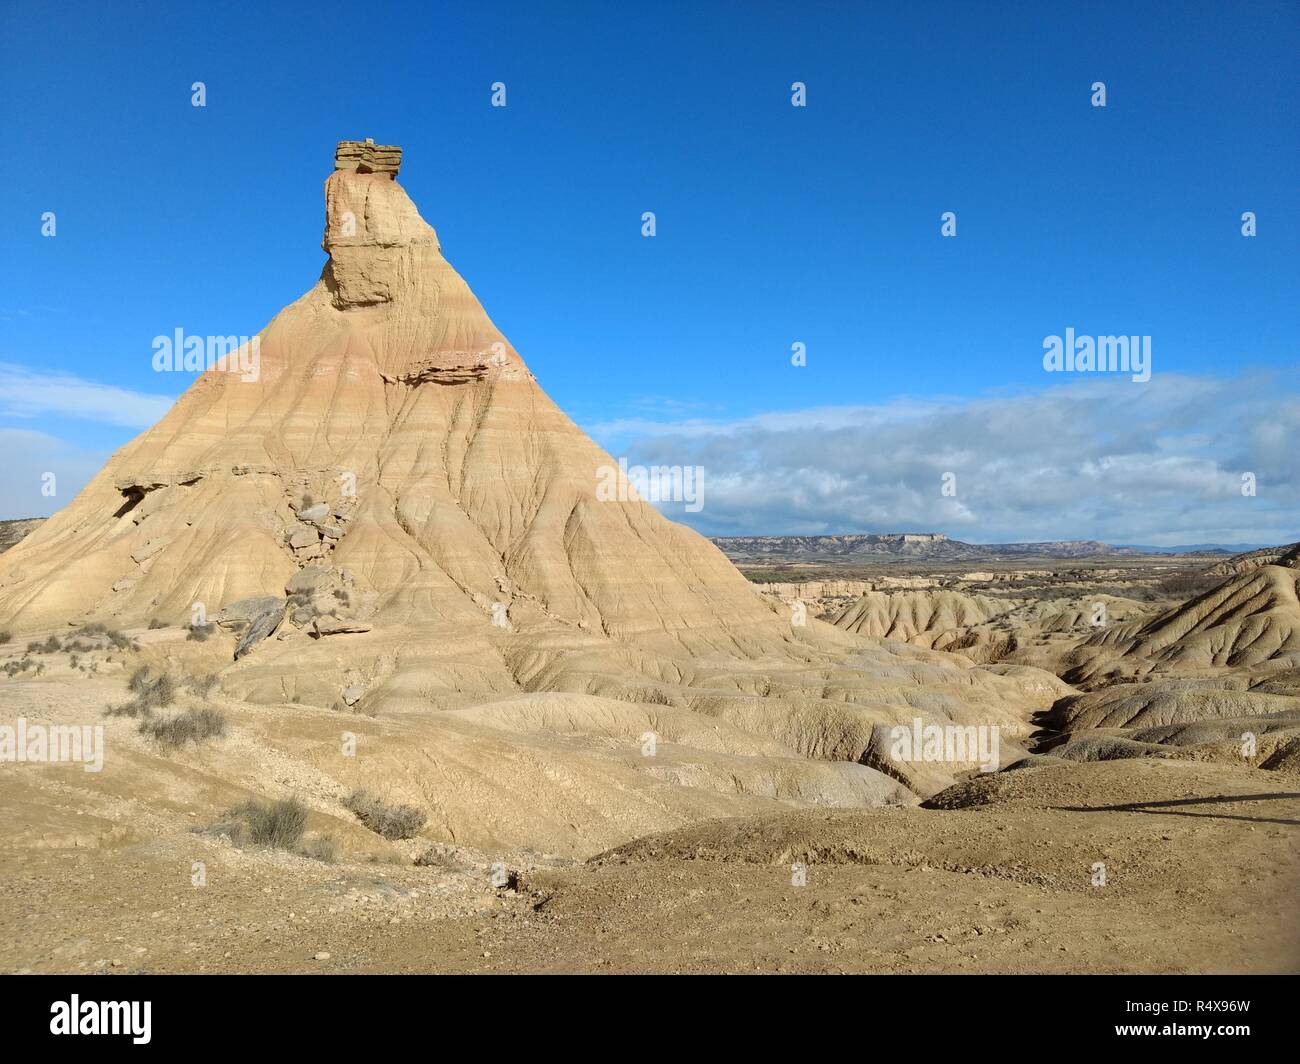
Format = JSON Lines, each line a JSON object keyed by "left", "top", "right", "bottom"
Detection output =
{"left": 105, "top": 629, "right": 134, "bottom": 650}
{"left": 70, "top": 624, "right": 134, "bottom": 651}
{"left": 0, "top": 631, "right": 11, "bottom": 645}
{"left": 129, "top": 668, "right": 177, "bottom": 709}
{"left": 633, "top": 688, "right": 673, "bottom": 706}
{"left": 343, "top": 788, "right": 427, "bottom": 840}
{"left": 414, "top": 846, "right": 467, "bottom": 871}
{"left": 107, "top": 667, "right": 178, "bottom": 717}
{"left": 184, "top": 672, "right": 219, "bottom": 697}
{"left": 139, "top": 706, "right": 227, "bottom": 746}
{"left": 298, "top": 834, "right": 337, "bottom": 863}
{"left": 221, "top": 798, "right": 308, "bottom": 850}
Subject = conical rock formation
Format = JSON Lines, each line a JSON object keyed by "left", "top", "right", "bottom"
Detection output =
{"left": 0, "top": 147, "right": 801, "bottom": 661}
{"left": 0, "top": 143, "right": 1059, "bottom": 782}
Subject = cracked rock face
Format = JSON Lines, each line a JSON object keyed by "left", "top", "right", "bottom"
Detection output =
{"left": 215, "top": 596, "right": 284, "bottom": 628}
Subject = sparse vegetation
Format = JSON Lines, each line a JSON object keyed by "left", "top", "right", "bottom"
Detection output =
{"left": 0, "top": 631, "right": 11, "bottom": 645}
{"left": 139, "top": 706, "right": 227, "bottom": 745}
{"left": 131, "top": 667, "right": 177, "bottom": 709}
{"left": 414, "top": 846, "right": 467, "bottom": 871}
{"left": 70, "top": 624, "right": 134, "bottom": 651}
{"left": 186, "top": 623, "right": 213, "bottom": 642}
{"left": 298, "top": 834, "right": 337, "bottom": 863}
{"left": 184, "top": 672, "right": 219, "bottom": 697}
{"left": 147, "top": 618, "right": 168, "bottom": 629}
{"left": 343, "top": 788, "right": 427, "bottom": 840}
{"left": 221, "top": 797, "right": 308, "bottom": 849}
{"left": 1157, "top": 570, "right": 1224, "bottom": 600}
{"left": 109, "top": 666, "right": 179, "bottom": 717}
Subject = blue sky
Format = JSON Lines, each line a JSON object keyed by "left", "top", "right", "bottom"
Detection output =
{"left": 1, "top": 0, "right": 1296, "bottom": 543}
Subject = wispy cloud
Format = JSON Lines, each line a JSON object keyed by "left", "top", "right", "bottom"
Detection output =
{"left": 0, "top": 363, "right": 174, "bottom": 428}
{"left": 0, "top": 305, "right": 65, "bottom": 323}
{"left": 585, "top": 372, "right": 1300, "bottom": 546}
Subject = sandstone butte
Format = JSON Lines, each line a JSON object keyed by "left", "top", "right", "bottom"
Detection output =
{"left": 0, "top": 140, "right": 1058, "bottom": 768}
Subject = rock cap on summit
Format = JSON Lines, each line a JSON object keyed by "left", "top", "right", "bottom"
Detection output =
{"left": 334, "top": 138, "right": 402, "bottom": 177}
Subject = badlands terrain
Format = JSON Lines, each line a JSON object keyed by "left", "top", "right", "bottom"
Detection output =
{"left": 0, "top": 143, "right": 1296, "bottom": 974}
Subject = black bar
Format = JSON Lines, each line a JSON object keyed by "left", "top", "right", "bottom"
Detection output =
{"left": 1, "top": 974, "right": 1291, "bottom": 1050}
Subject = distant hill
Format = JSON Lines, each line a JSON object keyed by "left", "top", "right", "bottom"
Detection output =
{"left": 710, "top": 533, "right": 1283, "bottom": 564}
{"left": 712, "top": 533, "right": 1142, "bottom": 563}
{"left": 1206, "top": 541, "right": 1300, "bottom": 577}
{"left": 1116, "top": 543, "right": 1274, "bottom": 555}
{"left": 0, "top": 518, "right": 43, "bottom": 554}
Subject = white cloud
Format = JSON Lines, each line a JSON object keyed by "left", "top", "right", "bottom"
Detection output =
{"left": 586, "top": 372, "right": 1300, "bottom": 546}
{"left": 0, "top": 363, "right": 174, "bottom": 428}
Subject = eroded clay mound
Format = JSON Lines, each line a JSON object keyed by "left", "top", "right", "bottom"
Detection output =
{"left": 1207, "top": 541, "right": 1300, "bottom": 577}
{"left": 921, "top": 757, "right": 1280, "bottom": 811}
{"left": 1046, "top": 681, "right": 1300, "bottom": 731}
{"left": 1067, "top": 564, "right": 1300, "bottom": 684}
{"left": 1033, "top": 674, "right": 1300, "bottom": 769}
{"left": 831, "top": 588, "right": 1153, "bottom": 664}
{"left": 831, "top": 590, "right": 1008, "bottom": 643}
{"left": 1050, "top": 735, "right": 1176, "bottom": 763}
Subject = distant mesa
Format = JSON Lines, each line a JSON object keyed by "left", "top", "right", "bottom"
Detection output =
{"left": 709, "top": 534, "right": 1287, "bottom": 564}
{"left": 712, "top": 533, "right": 1122, "bottom": 563}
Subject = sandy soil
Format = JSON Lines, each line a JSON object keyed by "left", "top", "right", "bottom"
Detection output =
{"left": 3, "top": 717, "right": 1294, "bottom": 974}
